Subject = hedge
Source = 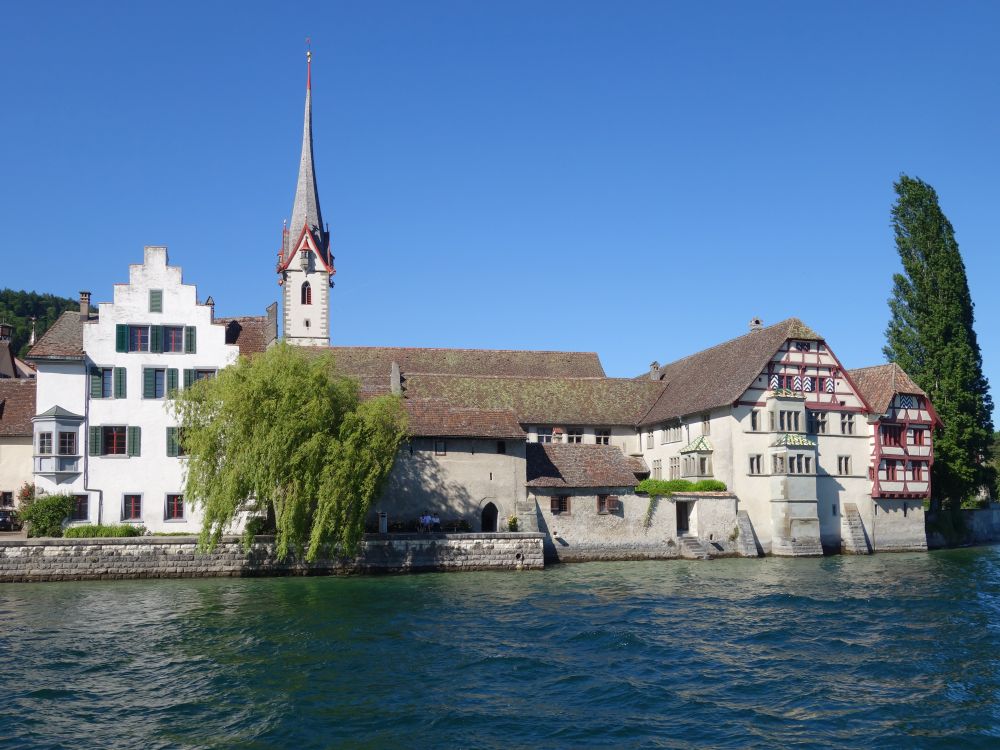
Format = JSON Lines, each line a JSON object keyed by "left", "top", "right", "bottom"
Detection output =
{"left": 635, "top": 478, "right": 728, "bottom": 496}
{"left": 63, "top": 524, "right": 146, "bottom": 538}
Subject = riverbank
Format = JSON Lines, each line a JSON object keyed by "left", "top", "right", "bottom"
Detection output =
{"left": 0, "top": 533, "right": 544, "bottom": 582}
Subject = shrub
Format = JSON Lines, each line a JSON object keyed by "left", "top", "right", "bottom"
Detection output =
{"left": 63, "top": 524, "right": 146, "bottom": 538}
{"left": 20, "top": 494, "right": 75, "bottom": 538}
{"left": 692, "top": 479, "right": 728, "bottom": 492}
{"left": 16, "top": 481, "right": 35, "bottom": 507}
{"left": 507, "top": 514, "right": 519, "bottom": 532}
{"left": 635, "top": 478, "right": 727, "bottom": 496}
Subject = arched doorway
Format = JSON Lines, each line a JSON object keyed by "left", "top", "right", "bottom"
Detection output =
{"left": 481, "top": 502, "right": 499, "bottom": 533}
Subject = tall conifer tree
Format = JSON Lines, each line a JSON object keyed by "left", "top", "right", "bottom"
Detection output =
{"left": 884, "top": 175, "right": 995, "bottom": 509}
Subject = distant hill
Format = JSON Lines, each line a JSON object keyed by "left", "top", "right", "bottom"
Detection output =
{"left": 0, "top": 289, "right": 79, "bottom": 358}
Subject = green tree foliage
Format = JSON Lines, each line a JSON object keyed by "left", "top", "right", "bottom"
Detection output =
{"left": 884, "top": 175, "right": 995, "bottom": 508}
{"left": 0, "top": 289, "right": 78, "bottom": 357}
{"left": 636, "top": 478, "right": 727, "bottom": 495}
{"left": 172, "top": 343, "right": 408, "bottom": 561}
{"left": 20, "top": 494, "right": 75, "bottom": 537}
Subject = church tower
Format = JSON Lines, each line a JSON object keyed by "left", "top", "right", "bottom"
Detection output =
{"left": 277, "top": 50, "right": 335, "bottom": 346}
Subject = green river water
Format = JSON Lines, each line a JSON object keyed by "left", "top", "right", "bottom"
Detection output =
{"left": 2, "top": 548, "right": 1000, "bottom": 748}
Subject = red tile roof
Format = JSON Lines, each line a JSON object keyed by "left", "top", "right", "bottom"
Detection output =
{"left": 638, "top": 318, "right": 822, "bottom": 425}
{"left": 216, "top": 316, "right": 274, "bottom": 356}
{"left": 405, "top": 400, "right": 525, "bottom": 439}
{"left": 848, "top": 363, "right": 927, "bottom": 416}
{"left": 27, "top": 310, "right": 96, "bottom": 360}
{"left": 527, "top": 444, "right": 640, "bottom": 488}
{"left": 0, "top": 379, "right": 36, "bottom": 437}
{"left": 327, "top": 346, "right": 606, "bottom": 378}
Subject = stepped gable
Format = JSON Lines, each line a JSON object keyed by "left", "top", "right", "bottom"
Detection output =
{"left": 526, "top": 444, "right": 639, "bottom": 488}
{"left": 848, "top": 362, "right": 927, "bottom": 416}
{"left": 0, "top": 379, "right": 36, "bottom": 436}
{"left": 405, "top": 399, "right": 524, "bottom": 439}
{"left": 638, "top": 317, "right": 822, "bottom": 426}
{"left": 216, "top": 316, "right": 271, "bottom": 356}
{"left": 27, "top": 310, "right": 98, "bottom": 360}
{"left": 402, "top": 373, "right": 665, "bottom": 426}
{"left": 327, "top": 346, "right": 606, "bottom": 378}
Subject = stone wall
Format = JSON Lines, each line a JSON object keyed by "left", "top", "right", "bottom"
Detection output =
{"left": 0, "top": 532, "right": 545, "bottom": 582}
{"left": 926, "top": 506, "right": 1000, "bottom": 549}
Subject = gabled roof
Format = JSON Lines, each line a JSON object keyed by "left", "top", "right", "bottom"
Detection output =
{"left": 216, "top": 316, "right": 273, "bottom": 356}
{"left": 0, "top": 379, "right": 36, "bottom": 437}
{"left": 405, "top": 400, "right": 525, "bottom": 439}
{"left": 848, "top": 363, "right": 928, "bottom": 416}
{"left": 329, "top": 346, "right": 606, "bottom": 379}
{"left": 680, "top": 436, "right": 713, "bottom": 454}
{"left": 403, "top": 373, "right": 665, "bottom": 426}
{"left": 771, "top": 433, "right": 816, "bottom": 448}
{"left": 27, "top": 310, "right": 97, "bottom": 360}
{"left": 638, "top": 317, "right": 822, "bottom": 426}
{"left": 526, "top": 444, "right": 639, "bottom": 488}
{"left": 35, "top": 405, "right": 84, "bottom": 419}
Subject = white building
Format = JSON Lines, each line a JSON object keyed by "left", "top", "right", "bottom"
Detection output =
{"left": 29, "top": 247, "right": 274, "bottom": 532}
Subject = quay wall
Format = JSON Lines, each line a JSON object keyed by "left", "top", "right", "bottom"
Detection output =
{"left": 0, "top": 533, "right": 545, "bottom": 582}
{"left": 927, "top": 506, "right": 1000, "bottom": 549}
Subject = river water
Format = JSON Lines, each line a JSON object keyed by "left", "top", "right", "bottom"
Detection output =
{"left": 2, "top": 549, "right": 1000, "bottom": 749}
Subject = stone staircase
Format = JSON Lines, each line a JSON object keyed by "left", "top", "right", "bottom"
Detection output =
{"left": 735, "top": 511, "right": 762, "bottom": 557}
{"left": 842, "top": 503, "right": 872, "bottom": 555}
{"left": 679, "top": 535, "right": 712, "bottom": 560}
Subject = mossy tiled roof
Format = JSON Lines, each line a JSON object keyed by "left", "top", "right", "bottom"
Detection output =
{"left": 679, "top": 436, "right": 713, "bottom": 453}
{"left": 328, "top": 346, "right": 606, "bottom": 378}
{"left": 526, "top": 444, "right": 639, "bottom": 488}
{"left": 771, "top": 433, "right": 817, "bottom": 448}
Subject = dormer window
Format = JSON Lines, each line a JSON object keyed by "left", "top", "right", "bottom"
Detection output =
{"left": 301, "top": 282, "right": 312, "bottom": 305}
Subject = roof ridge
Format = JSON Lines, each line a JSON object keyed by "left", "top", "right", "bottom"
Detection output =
{"left": 406, "top": 372, "right": 658, "bottom": 383}
{"left": 327, "top": 345, "right": 601, "bottom": 356}
{"left": 656, "top": 317, "right": 815, "bottom": 371}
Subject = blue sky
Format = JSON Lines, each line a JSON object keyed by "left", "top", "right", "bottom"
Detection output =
{"left": 1, "top": 1, "right": 997, "bottom": 395}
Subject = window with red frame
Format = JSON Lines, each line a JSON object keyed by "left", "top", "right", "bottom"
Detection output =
{"left": 301, "top": 282, "right": 312, "bottom": 305}
{"left": 101, "top": 426, "right": 127, "bottom": 455}
{"left": 885, "top": 460, "right": 900, "bottom": 481}
{"left": 881, "top": 425, "right": 903, "bottom": 447}
{"left": 123, "top": 494, "right": 142, "bottom": 521}
{"left": 128, "top": 325, "right": 149, "bottom": 352}
{"left": 164, "top": 326, "right": 185, "bottom": 353}
{"left": 911, "top": 462, "right": 926, "bottom": 481}
{"left": 71, "top": 495, "right": 88, "bottom": 521}
{"left": 909, "top": 428, "right": 927, "bottom": 446}
{"left": 165, "top": 494, "right": 184, "bottom": 520}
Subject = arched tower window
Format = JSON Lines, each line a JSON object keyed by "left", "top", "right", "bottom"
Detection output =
{"left": 301, "top": 281, "right": 312, "bottom": 305}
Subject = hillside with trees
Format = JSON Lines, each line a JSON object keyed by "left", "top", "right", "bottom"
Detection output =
{"left": 0, "top": 290, "right": 79, "bottom": 358}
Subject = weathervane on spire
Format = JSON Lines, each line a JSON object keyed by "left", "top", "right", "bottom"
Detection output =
{"left": 306, "top": 37, "right": 312, "bottom": 89}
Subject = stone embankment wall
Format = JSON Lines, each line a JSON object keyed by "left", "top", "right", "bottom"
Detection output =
{"left": 926, "top": 506, "right": 1000, "bottom": 549}
{"left": 0, "top": 532, "right": 545, "bottom": 582}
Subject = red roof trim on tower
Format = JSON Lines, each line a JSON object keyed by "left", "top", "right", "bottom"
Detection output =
{"left": 277, "top": 223, "right": 334, "bottom": 274}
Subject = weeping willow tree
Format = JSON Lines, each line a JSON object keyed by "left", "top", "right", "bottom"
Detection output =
{"left": 172, "top": 343, "right": 407, "bottom": 561}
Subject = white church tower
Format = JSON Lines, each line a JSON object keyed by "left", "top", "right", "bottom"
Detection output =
{"left": 277, "top": 50, "right": 335, "bottom": 346}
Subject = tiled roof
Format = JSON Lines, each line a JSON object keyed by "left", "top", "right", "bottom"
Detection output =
{"left": 626, "top": 455, "right": 650, "bottom": 478}
{"left": 405, "top": 400, "right": 525, "bottom": 439}
{"left": 848, "top": 363, "right": 927, "bottom": 416}
{"left": 0, "top": 341, "right": 18, "bottom": 378}
{"left": 216, "top": 316, "right": 274, "bottom": 356}
{"left": 526, "top": 444, "right": 639, "bottom": 488}
{"left": 771, "top": 433, "right": 816, "bottom": 447}
{"left": 0, "top": 379, "right": 36, "bottom": 437}
{"left": 680, "top": 436, "right": 713, "bottom": 453}
{"left": 403, "top": 374, "right": 665, "bottom": 426}
{"left": 638, "top": 318, "right": 822, "bottom": 426}
{"left": 27, "top": 310, "right": 96, "bottom": 360}
{"left": 327, "top": 346, "right": 606, "bottom": 378}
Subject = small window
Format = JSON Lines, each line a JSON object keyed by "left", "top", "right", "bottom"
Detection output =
{"left": 911, "top": 461, "right": 925, "bottom": 481}
{"left": 549, "top": 496, "right": 570, "bottom": 514}
{"left": 1, "top": 492, "right": 13, "bottom": 507}
{"left": 880, "top": 424, "right": 902, "bottom": 447}
{"left": 595, "top": 429, "right": 610, "bottom": 445}
{"left": 497, "top": 440, "right": 506, "bottom": 454}
{"left": 841, "top": 413, "right": 855, "bottom": 435}
{"left": 193, "top": 369, "right": 216, "bottom": 382}
{"left": 128, "top": 325, "right": 150, "bottom": 352}
{"left": 903, "top": 502, "right": 908, "bottom": 518}
{"left": 434, "top": 440, "right": 447, "bottom": 456}
{"left": 149, "top": 289, "right": 163, "bottom": 313}
{"left": 652, "top": 459, "right": 662, "bottom": 480}
{"left": 90, "top": 367, "right": 113, "bottom": 399}
{"left": 123, "top": 494, "right": 142, "bottom": 521}
{"left": 837, "top": 455, "right": 852, "bottom": 475}
{"left": 698, "top": 456, "right": 709, "bottom": 475}
{"left": 143, "top": 368, "right": 166, "bottom": 399}
{"left": 566, "top": 428, "right": 583, "bottom": 444}
{"left": 832, "top": 504, "right": 838, "bottom": 517}
{"left": 597, "top": 495, "right": 609, "bottom": 514}
{"left": 646, "top": 431, "right": 654, "bottom": 449}
{"left": 750, "top": 410, "right": 760, "bottom": 432}
{"left": 58, "top": 431, "right": 77, "bottom": 456}
{"left": 749, "top": 454, "right": 763, "bottom": 475}
{"left": 38, "top": 432, "right": 53, "bottom": 455}
{"left": 165, "top": 494, "right": 184, "bottom": 521}
{"left": 669, "top": 456, "right": 680, "bottom": 479}
{"left": 772, "top": 454, "right": 786, "bottom": 474}
{"left": 701, "top": 414, "right": 711, "bottom": 436}
{"left": 804, "top": 456, "right": 813, "bottom": 474}
{"left": 71, "top": 495, "right": 89, "bottom": 522}
{"left": 665, "top": 421, "right": 682, "bottom": 442}
{"left": 163, "top": 325, "right": 185, "bottom": 353}
{"left": 537, "top": 428, "right": 553, "bottom": 444}
{"left": 807, "top": 411, "right": 828, "bottom": 435}
{"left": 779, "top": 410, "right": 800, "bottom": 432}
{"left": 301, "top": 282, "right": 312, "bottom": 305}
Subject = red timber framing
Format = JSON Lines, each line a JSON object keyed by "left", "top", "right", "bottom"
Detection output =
{"left": 871, "top": 393, "right": 935, "bottom": 500}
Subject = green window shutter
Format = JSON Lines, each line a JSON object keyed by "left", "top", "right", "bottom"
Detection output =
{"left": 150, "top": 325, "right": 163, "bottom": 354}
{"left": 89, "top": 426, "right": 102, "bottom": 456}
{"left": 167, "top": 368, "right": 178, "bottom": 394}
{"left": 89, "top": 368, "right": 103, "bottom": 399}
{"left": 114, "top": 367, "right": 127, "bottom": 399}
{"left": 184, "top": 326, "right": 197, "bottom": 354}
{"left": 143, "top": 368, "right": 155, "bottom": 399}
{"left": 166, "top": 427, "right": 178, "bottom": 457}
{"left": 127, "top": 426, "right": 141, "bottom": 457}
{"left": 149, "top": 289, "right": 163, "bottom": 313}
{"left": 183, "top": 369, "right": 194, "bottom": 389}
{"left": 116, "top": 325, "right": 128, "bottom": 353}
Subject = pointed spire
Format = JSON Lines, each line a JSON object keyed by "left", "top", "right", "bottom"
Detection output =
{"left": 289, "top": 47, "right": 326, "bottom": 260}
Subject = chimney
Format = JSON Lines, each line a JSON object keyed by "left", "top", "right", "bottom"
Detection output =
{"left": 749, "top": 316, "right": 763, "bottom": 332}
{"left": 80, "top": 291, "right": 91, "bottom": 320}
{"left": 649, "top": 361, "right": 660, "bottom": 380}
{"left": 205, "top": 296, "right": 215, "bottom": 323}
{"left": 390, "top": 361, "right": 402, "bottom": 396}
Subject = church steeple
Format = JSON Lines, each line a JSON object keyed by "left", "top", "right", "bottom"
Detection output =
{"left": 278, "top": 49, "right": 335, "bottom": 347}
